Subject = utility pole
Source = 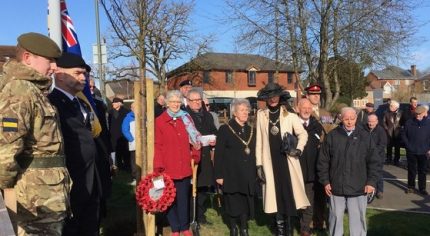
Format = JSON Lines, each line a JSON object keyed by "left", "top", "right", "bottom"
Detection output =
{"left": 94, "top": 0, "right": 106, "bottom": 101}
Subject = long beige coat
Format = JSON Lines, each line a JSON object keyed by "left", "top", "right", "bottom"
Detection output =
{"left": 256, "top": 106, "right": 310, "bottom": 213}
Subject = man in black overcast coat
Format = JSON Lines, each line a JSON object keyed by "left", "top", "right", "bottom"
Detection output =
{"left": 296, "top": 98, "right": 325, "bottom": 235}
{"left": 186, "top": 89, "right": 218, "bottom": 225}
{"left": 49, "top": 53, "right": 102, "bottom": 235}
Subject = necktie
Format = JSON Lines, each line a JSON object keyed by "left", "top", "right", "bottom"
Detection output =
{"left": 303, "top": 121, "right": 308, "bottom": 128}
{"left": 72, "top": 98, "right": 84, "bottom": 122}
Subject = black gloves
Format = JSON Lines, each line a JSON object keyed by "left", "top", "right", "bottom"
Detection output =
{"left": 257, "top": 165, "right": 266, "bottom": 183}
{"left": 288, "top": 148, "right": 302, "bottom": 157}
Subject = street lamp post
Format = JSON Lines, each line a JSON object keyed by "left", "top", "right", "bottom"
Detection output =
{"left": 94, "top": 0, "right": 106, "bottom": 101}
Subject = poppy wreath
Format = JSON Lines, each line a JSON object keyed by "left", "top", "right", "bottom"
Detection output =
{"left": 136, "top": 172, "right": 176, "bottom": 213}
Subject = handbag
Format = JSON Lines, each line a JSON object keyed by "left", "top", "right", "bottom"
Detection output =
{"left": 281, "top": 132, "right": 298, "bottom": 154}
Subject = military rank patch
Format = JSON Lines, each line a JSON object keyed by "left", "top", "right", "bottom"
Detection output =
{"left": 2, "top": 118, "right": 18, "bottom": 132}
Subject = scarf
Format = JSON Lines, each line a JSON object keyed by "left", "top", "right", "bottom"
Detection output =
{"left": 167, "top": 109, "right": 201, "bottom": 145}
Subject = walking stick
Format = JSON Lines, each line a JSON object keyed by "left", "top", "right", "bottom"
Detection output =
{"left": 190, "top": 159, "right": 200, "bottom": 236}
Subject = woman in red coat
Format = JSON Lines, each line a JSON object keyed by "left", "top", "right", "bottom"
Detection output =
{"left": 154, "top": 90, "right": 201, "bottom": 236}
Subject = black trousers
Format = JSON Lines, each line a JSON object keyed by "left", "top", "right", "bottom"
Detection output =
{"left": 63, "top": 186, "right": 101, "bottom": 236}
{"left": 407, "top": 153, "right": 428, "bottom": 190}
{"left": 300, "top": 181, "right": 326, "bottom": 232}
{"left": 386, "top": 137, "right": 401, "bottom": 163}
{"left": 115, "top": 138, "right": 130, "bottom": 171}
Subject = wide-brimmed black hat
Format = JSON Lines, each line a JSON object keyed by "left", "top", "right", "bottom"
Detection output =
{"left": 257, "top": 83, "right": 285, "bottom": 100}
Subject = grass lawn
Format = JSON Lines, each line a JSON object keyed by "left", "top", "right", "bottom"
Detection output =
{"left": 101, "top": 171, "right": 430, "bottom": 236}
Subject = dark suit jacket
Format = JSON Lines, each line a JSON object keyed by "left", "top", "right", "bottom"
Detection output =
{"left": 48, "top": 88, "right": 101, "bottom": 204}
{"left": 300, "top": 116, "right": 324, "bottom": 183}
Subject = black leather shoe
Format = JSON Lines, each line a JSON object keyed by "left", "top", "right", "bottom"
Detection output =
{"left": 419, "top": 190, "right": 429, "bottom": 196}
{"left": 239, "top": 228, "right": 249, "bottom": 236}
{"left": 276, "top": 220, "right": 285, "bottom": 236}
{"left": 229, "top": 224, "right": 238, "bottom": 236}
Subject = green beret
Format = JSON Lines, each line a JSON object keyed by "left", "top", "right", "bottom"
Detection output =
{"left": 17, "top": 32, "right": 62, "bottom": 58}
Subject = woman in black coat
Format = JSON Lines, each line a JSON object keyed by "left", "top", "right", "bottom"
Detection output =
{"left": 214, "top": 98, "right": 256, "bottom": 236}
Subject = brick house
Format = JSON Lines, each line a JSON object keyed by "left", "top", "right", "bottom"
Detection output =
{"left": 166, "top": 52, "right": 301, "bottom": 99}
{"left": 366, "top": 65, "right": 420, "bottom": 99}
{"left": 353, "top": 65, "right": 421, "bottom": 108}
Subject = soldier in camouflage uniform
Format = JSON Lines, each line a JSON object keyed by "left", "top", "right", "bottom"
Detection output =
{"left": 0, "top": 32, "right": 71, "bottom": 235}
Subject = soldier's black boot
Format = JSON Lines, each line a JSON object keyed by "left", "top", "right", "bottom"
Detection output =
{"left": 239, "top": 214, "right": 249, "bottom": 236}
{"left": 229, "top": 216, "right": 238, "bottom": 236}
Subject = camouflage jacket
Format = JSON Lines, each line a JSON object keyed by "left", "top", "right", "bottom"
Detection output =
{"left": 0, "top": 60, "right": 71, "bottom": 223}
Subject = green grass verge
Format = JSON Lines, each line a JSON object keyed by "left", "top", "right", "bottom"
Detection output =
{"left": 101, "top": 172, "right": 430, "bottom": 236}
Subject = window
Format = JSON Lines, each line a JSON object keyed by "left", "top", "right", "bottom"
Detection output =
{"left": 287, "top": 72, "right": 294, "bottom": 84}
{"left": 225, "top": 71, "right": 233, "bottom": 83}
{"left": 248, "top": 70, "right": 256, "bottom": 86}
{"left": 203, "top": 71, "right": 210, "bottom": 83}
{"left": 394, "top": 80, "right": 400, "bottom": 86}
{"left": 268, "top": 72, "right": 274, "bottom": 83}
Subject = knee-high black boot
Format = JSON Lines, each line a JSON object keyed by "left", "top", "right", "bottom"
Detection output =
{"left": 229, "top": 216, "right": 239, "bottom": 236}
{"left": 275, "top": 213, "right": 285, "bottom": 236}
{"left": 239, "top": 214, "right": 249, "bottom": 236}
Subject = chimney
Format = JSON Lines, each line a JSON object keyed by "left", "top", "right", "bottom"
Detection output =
{"left": 411, "top": 65, "right": 417, "bottom": 76}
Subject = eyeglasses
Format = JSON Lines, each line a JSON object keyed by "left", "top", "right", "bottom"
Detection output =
{"left": 168, "top": 101, "right": 181, "bottom": 104}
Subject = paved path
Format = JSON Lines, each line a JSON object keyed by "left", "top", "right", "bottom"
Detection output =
{"left": 368, "top": 158, "right": 430, "bottom": 214}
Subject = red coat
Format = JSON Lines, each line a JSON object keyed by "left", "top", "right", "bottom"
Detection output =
{"left": 154, "top": 111, "right": 200, "bottom": 179}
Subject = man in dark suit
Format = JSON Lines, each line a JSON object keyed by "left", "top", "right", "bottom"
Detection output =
{"left": 108, "top": 97, "right": 130, "bottom": 171}
{"left": 49, "top": 52, "right": 102, "bottom": 235}
{"left": 297, "top": 98, "right": 325, "bottom": 236}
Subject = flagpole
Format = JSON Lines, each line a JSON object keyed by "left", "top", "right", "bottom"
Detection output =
{"left": 47, "top": 0, "right": 62, "bottom": 49}
{"left": 94, "top": 0, "right": 106, "bottom": 101}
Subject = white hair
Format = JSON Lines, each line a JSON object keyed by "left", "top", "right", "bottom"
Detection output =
{"left": 390, "top": 100, "right": 399, "bottom": 108}
{"left": 340, "top": 107, "right": 357, "bottom": 117}
{"left": 231, "top": 98, "right": 251, "bottom": 114}
{"left": 165, "top": 90, "right": 182, "bottom": 103}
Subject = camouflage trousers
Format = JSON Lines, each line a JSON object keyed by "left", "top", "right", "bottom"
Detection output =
{"left": 14, "top": 167, "right": 71, "bottom": 236}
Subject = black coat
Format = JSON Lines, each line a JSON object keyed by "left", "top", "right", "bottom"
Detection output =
{"left": 382, "top": 110, "right": 402, "bottom": 139}
{"left": 318, "top": 125, "right": 379, "bottom": 196}
{"left": 48, "top": 89, "right": 102, "bottom": 203}
{"left": 108, "top": 106, "right": 129, "bottom": 150}
{"left": 363, "top": 124, "right": 387, "bottom": 163}
{"left": 401, "top": 118, "right": 430, "bottom": 155}
{"left": 186, "top": 107, "right": 218, "bottom": 187}
{"left": 300, "top": 116, "right": 324, "bottom": 183}
{"left": 214, "top": 119, "right": 256, "bottom": 195}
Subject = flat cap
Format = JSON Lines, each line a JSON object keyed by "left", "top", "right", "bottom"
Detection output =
{"left": 56, "top": 52, "right": 91, "bottom": 72}
{"left": 365, "top": 102, "right": 374, "bottom": 108}
{"left": 415, "top": 106, "right": 427, "bottom": 114}
{"left": 305, "top": 83, "right": 322, "bottom": 94}
{"left": 112, "top": 97, "right": 123, "bottom": 103}
{"left": 17, "top": 32, "right": 61, "bottom": 58}
{"left": 179, "top": 79, "right": 192, "bottom": 88}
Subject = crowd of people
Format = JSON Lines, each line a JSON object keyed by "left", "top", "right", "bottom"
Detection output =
{"left": 0, "top": 32, "right": 429, "bottom": 236}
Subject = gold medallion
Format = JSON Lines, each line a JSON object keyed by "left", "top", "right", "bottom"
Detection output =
{"left": 270, "top": 125, "right": 279, "bottom": 135}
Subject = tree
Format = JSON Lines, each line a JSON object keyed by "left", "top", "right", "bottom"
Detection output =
{"left": 100, "top": 0, "right": 196, "bottom": 92}
{"left": 226, "top": 0, "right": 420, "bottom": 109}
{"left": 327, "top": 56, "right": 367, "bottom": 105}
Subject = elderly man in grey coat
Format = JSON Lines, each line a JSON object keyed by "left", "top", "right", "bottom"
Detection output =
{"left": 318, "top": 107, "right": 379, "bottom": 236}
